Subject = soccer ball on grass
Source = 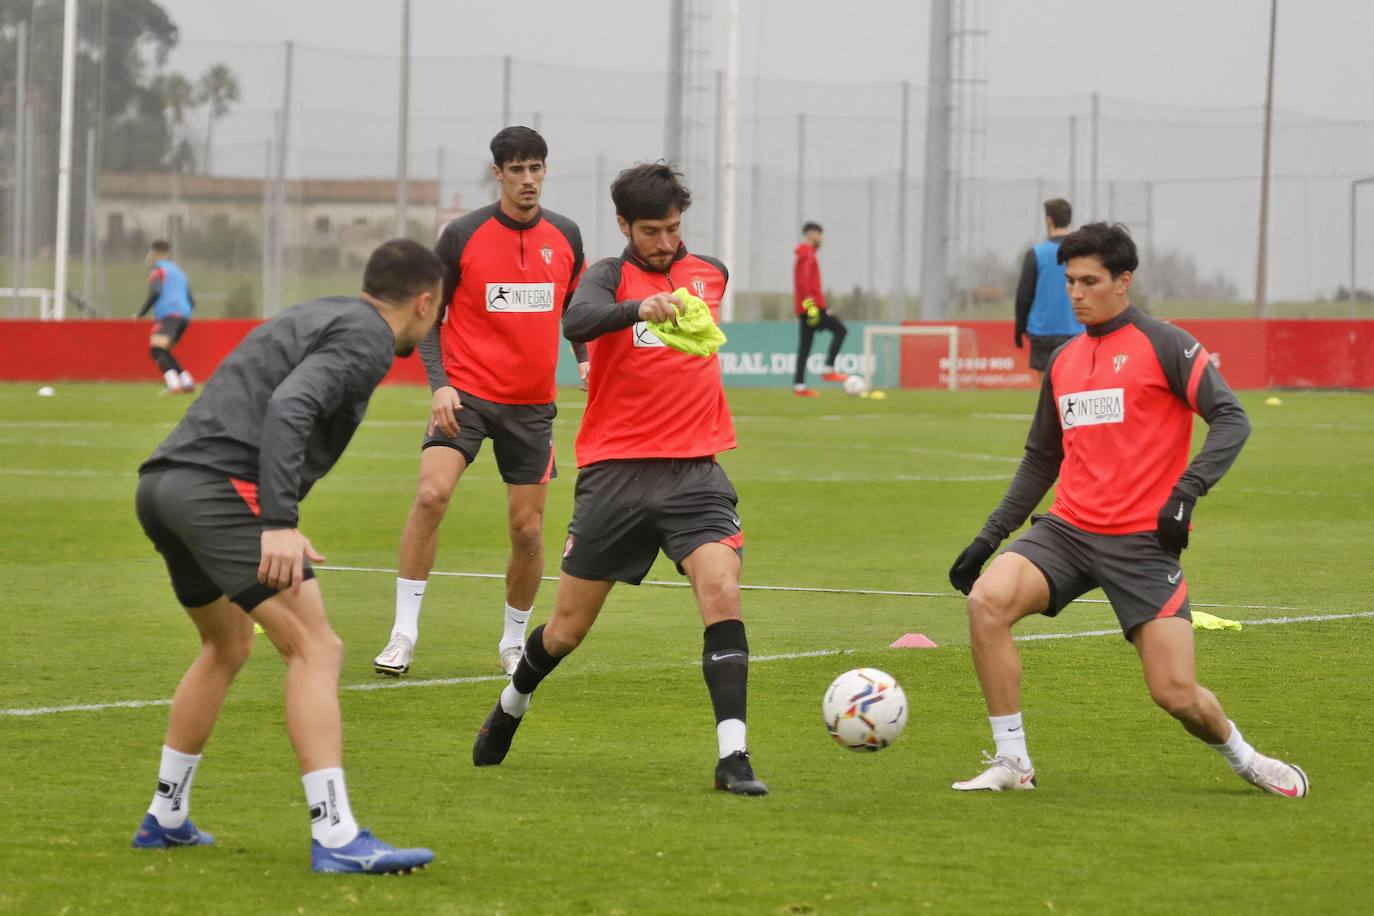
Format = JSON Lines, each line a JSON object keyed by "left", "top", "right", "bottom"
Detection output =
{"left": 842, "top": 374, "right": 869, "bottom": 396}
{"left": 822, "top": 667, "right": 908, "bottom": 751}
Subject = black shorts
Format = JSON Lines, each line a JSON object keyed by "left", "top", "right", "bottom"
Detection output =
{"left": 153, "top": 315, "right": 190, "bottom": 345}
{"left": 561, "top": 458, "right": 743, "bottom": 585}
{"left": 1029, "top": 334, "right": 1075, "bottom": 371}
{"left": 135, "top": 466, "right": 313, "bottom": 612}
{"left": 1006, "top": 514, "right": 1191, "bottom": 640}
{"left": 422, "top": 388, "right": 556, "bottom": 485}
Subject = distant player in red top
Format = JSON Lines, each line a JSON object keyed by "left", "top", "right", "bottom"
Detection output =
{"left": 373, "top": 127, "right": 585, "bottom": 678}
{"left": 792, "top": 221, "right": 847, "bottom": 396}
{"left": 946, "top": 223, "right": 1307, "bottom": 797}
{"left": 470, "top": 162, "right": 767, "bottom": 797}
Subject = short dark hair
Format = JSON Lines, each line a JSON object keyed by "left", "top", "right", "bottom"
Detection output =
{"left": 802, "top": 222, "right": 823, "bottom": 235}
{"left": 362, "top": 238, "right": 445, "bottom": 303}
{"left": 149, "top": 239, "right": 171, "bottom": 255}
{"left": 490, "top": 126, "right": 547, "bottom": 168}
{"left": 1043, "top": 198, "right": 1072, "bottom": 229}
{"left": 611, "top": 161, "right": 692, "bottom": 225}
{"left": 1056, "top": 222, "right": 1138, "bottom": 277}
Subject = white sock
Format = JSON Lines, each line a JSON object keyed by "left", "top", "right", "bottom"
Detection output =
{"left": 793, "top": 383, "right": 807, "bottom": 392}
{"left": 178, "top": 370, "right": 194, "bottom": 388}
{"left": 990, "top": 712, "right": 1031, "bottom": 768}
{"left": 302, "top": 767, "right": 359, "bottom": 849}
{"left": 717, "top": 718, "right": 747, "bottom": 759}
{"left": 393, "top": 577, "right": 427, "bottom": 643}
{"left": 500, "top": 603, "right": 531, "bottom": 651}
{"left": 147, "top": 745, "right": 201, "bottom": 828}
{"left": 162, "top": 369, "right": 180, "bottom": 389}
{"left": 500, "top": 681, "right": 531, "bottom": 717}
{"left": 1210, "top": 720, "right": 1256, "bottom": 772}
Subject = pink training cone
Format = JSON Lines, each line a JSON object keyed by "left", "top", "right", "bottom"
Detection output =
{"left": 889, "top": 633, "right": 938, "bottom": 649}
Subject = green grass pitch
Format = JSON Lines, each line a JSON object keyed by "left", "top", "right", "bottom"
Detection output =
{"left": 1, "top": 381, "right": 1371, "bottom": 914}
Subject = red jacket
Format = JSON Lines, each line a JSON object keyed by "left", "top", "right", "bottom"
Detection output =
{"left": 793, "top": 243, "right": 826, "bottom": 315}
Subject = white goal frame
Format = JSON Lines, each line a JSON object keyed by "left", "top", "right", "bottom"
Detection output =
{"left": 1, "top": 287, "right": 56, "bottom": 319}
{"left": 861, "top": 325, "right": 977, "bottom": 392}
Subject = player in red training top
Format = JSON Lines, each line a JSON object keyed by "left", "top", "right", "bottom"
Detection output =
{"left": 791, "top": 221, "right": 848, "bottom": 396}
{"left": 469, "top": 162, "right": 767, "bottom": 796}
{"left": 947, "top": 222, "right": 1307, "bottom": 797}
{"left": 372, "top": 127, "right": 585, "bottom": 678}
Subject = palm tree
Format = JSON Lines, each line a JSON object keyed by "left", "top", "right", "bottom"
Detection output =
{"left": 197, "top": 63, "right": 240, "bottom": 175}
{"left": 152, "top": 72, "right": 198, "bottom": 172}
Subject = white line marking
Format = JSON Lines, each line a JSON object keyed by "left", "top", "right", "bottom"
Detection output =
{"left": 2, "top": 698, "right": 172, "bottom": 717}
{"left": 972, "top": 413, "right": 1035, "bottom": 421}
{"left": 1013, "top": 610, "right": 1374, "bottom": 642}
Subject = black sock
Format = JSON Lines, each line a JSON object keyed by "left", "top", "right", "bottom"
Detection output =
{"left": 511, "top": 624, "right": 565, "bottom": 695}
{"left": 165, "top": 350, "right": 184, "bottom": 373}
{"left": 150, "top": 347, "right": 176, "bottom": 373}
{"left": 702, "top": 619, "right": 749, "bottom": 726}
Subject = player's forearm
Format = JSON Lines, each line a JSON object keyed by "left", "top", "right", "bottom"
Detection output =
{"left": 979, "top": 448, "right": 1060, "bottom": 544}
{"left": 418, "top": 321, "right": 449, "bottom": 392}
{"left": 1176, "top": 403, "right": 1251, "bottom": 500}
{"left": 564, "top": 297, "right": 641, "bottom": 342}
{"left": 137, "top": 291, "right": 158, "bottom": 317}
{"left": 257, "top": 409, "right": 309, "bottom": 528}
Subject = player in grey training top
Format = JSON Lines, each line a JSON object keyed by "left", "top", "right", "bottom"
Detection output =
{"left": 131, "top": 239, "right": 447, "bottom": 874}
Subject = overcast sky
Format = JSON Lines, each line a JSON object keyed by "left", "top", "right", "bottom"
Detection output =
{"left": 160, "top": 0, "right": 1374, "bottom": 120}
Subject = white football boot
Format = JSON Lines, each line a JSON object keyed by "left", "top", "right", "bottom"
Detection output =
{"left": 498, "top": 645, "right": 523, "bottom": 677}
{"left": 1238, "top": 753, "right": 1309, "bottom": 797}
{"left": 952, "top": 751, "right": 1037, "bottom": 791}
{"left": 373, "top": 633, "right": 414, "bottom": 676}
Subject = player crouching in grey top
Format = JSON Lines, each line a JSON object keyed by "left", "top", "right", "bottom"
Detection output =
{"left": 132, "top": 239, "right": 445, "bottom": 872}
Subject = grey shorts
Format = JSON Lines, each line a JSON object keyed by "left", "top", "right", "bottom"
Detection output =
{"left": 423, "top": 388, "right": 557, "bottom": 485}
{"left": 153, "top": 315, "right": 189, "bottom": 345}
{"left": 560, "top": 458, "right": 743, "bottom": 585}
{"left": 1006, "top": 514, "right": 1192, "bottom": 640}
{"left": 1029, "top": 334, "right": 1076, "bottom": 371}
{"left": 135, "top": 466, "right": 312, "bottom": 612}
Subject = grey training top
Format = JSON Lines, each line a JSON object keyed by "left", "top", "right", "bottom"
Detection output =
{"left": 140, "top": 296, "right": 395, "bottom": 528}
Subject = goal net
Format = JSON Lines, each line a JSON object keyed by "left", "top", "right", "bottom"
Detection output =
{"left": 861, "top": 325, "right": 979, "bottom": 391}
{"left": 0, "top": 288, "right": 57, "bottom": 320}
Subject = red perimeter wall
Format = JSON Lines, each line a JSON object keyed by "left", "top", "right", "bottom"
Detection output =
{"left": 0, "top": 318, "right": 1370, "bottom": 389}
{"left": 897, "top": 318, "right": 1374, "bottom": 390}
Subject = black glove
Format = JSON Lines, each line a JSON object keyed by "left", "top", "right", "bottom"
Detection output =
{"left": 1155, "top": 488, "right": 1196, "bottom": 555}
{"left": 949, "top": 537, "right": 997, "bottom": 595}
{"left": 1014, "top": 330, "right": 1024, "bottom": 349}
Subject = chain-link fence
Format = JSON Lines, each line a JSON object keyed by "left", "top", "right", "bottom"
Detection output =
{"left": 4, "top": 19, "right": 1374, "bottom": 320}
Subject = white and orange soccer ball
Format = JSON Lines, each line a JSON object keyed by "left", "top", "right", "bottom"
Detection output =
{"left": 842, "top": 374, "right": 868, "bottom": 396}
{"left": 822, "top": 667, "right": 908, "bottom": 751}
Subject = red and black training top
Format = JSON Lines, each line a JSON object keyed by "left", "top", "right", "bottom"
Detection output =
{"left": 419, "top": 203, "right": 584, "bottom": 405}
{"left": 563, "top": 244, "right": 736, "bottom": 468}
{"left": 979, "top": 304, "right": 1251, "bottom": 541}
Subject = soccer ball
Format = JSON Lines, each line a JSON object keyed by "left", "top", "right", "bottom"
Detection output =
{"left": 842, "top": 374, "right": 868, "bottom": 396}
{"left": 822, "top": 667, "right": 908, "bottom": 751}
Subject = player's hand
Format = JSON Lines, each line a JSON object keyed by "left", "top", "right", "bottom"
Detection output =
{"left": 1154, "top": 488, "right": 1196, "bottom": 555}
{"left": 258, "top": 528, "right": 326, "bottom": 594}
{"left": 1014, "top": 331, "right": 1024, "bottom": 349}
{"left": 949, "top": 537, "right": 997, "bottom": 595}
{"left": 428, "top": 385, "right": 462, "bottom": 438}
{"left": 578, "top": 361, "right": 590, "bottom": 383}
{"left": 638, "top": 293, "right": 683, "bottom": 324}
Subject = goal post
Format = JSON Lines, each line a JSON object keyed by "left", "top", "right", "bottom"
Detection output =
{"left": 0, "top": 288, "right": 57, "bottom": 319}
{"left": 861, "top": 325, "right": 977, "bottom": 391}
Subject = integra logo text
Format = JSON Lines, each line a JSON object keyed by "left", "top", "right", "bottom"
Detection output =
{"left": 486, "top": 282, "right": 556, "bottom": 312}
{"left": 1058, "top": 387, "right": 1124, "bottom": 427}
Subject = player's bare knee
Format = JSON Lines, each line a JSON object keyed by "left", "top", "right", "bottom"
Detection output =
{"left": 413, "top": 477, "right": 454, "bottom": 519}
{"left": 966, "top": 583, "right": 1014, "bottom": 635}
{"left": 508, "top": 517, "right": 543, "bottom": 556}
{"left": 541, "top": 621, "right": 583, "bottom": 656}
{"left": 1149, "top": 679, "right": 1199, "bottom": 718}
{"left": 212, "top": 628, "right": 255, "bottom": 671}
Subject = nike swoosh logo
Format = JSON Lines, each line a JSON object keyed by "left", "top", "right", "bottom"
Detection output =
{"left": 1168, "top": 571, "right": 1182, "bottom": 584}
{"left": 709, "top": 651, "right": 745, "bottom": 662}
{"left": 1173, "top": 504, "right": 1185, "bottom": 521}
{"left": 1271, "top": 782, "right": 1300, "bottom": 797}
{"left": 1019, "top": 773, "right": 1034, "bottom": 784}
{"left": 1184, "top": 342, "right": 1201, "bottom": 358}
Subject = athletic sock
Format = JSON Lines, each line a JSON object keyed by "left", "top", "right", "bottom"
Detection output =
{"left": 147, "top": 745, "right": 201, "bottom": 829}
{"left": 178, "top": 370, "right": 194, "bottom": 388}
{"left": 162, "top": 368, "right": 180, "bottom": 389}
{"left": 990, "top": 712, "right": 1031, "bottom": 768}
{"left": 793, "top": 383, "right": 807, "bottom": 392}
{"left": 500, "top": 602, "right": 532, "bottom": 652}
{"left": 302, "top": 767, "right": 359, "bottom": 849}
{"left": 503, "top": 624, "right": 565, "bottom": 716}
{"left": 165, "top": 351, "right": 184, "bottom": 373}
{"left": 702, "top": 619, "right": 750, "bottom": 759}
{"left": 393, "top": 577, "right": 427, "bottom": 643}
{"left": 1209, "top": 719, "right": 1257, "bottom": 772}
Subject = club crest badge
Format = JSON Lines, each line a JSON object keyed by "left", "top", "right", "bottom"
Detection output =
{"left": 541, "top": 245, "right": 553, "bottom": 265}
{"left": 691, "top": 277, "right": 706, "bottom": 298}
{"left": 1113, "top": 353, "right": 1128, "bottom": 373}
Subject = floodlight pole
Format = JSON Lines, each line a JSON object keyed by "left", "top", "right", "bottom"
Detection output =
{"left": 1255, "top": 0, "right": 1278, "bottom": 318}
{"left": 10, "top": 19, "right": 27, "bottom": 314}
{"left": 53, "top": 0, "right": 78, "bottom": 320}
{"left": 919, "top": 0, "right": 952, "bottom": 320}
{"left": 720, "top": 0, "right": 740, "bottom": 321}
{"left": 394, "top": 0, "right": 411, "bottom": 238}
{"left": 1351, "top": 176, "right": 1374, "bottom": 316}
{"left": 665, "top": 0, "right": 686, "bottom": 164}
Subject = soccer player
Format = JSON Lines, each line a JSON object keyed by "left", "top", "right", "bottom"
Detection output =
{"left": 947, "top": 222, "right": 1308, "bottom": 797}
{"left": 792, "top": 221, "right": 848, "bottom": 397}
{"left": 1013, "top": 199, "right": 1083, "bottom": 379}
{"left": 372, "top": 127, "right": 586, "bottom": 678}
{"left": 137, "top": 239, "right": 197, "bottom": 393}
{"left": 470, "top": 162, "right": 768, "bottom": 796}
{"left": 131, "top": 239, "right": 442, "bottom": 871}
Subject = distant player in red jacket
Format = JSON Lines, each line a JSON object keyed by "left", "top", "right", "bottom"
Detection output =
{"left": 946, "top": 222, "right": 1307, "bottom": 797}
{"left": 792, "top": 221, "right": 847, "bottom": 396}
{"left": 470, "top": 162, "right": 768, "bottom": 797}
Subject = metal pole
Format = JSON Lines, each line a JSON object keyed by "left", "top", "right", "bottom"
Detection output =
{"left": 1088, "top": 92, "right": 1099, "bottom": 222}
{"left": 273, "top": 41, "right": 294, "bottom": 316}
{"left": 82, "top": 127, "right": 95, "bottom": 311}
{"left": 595, "top": 154, "right": 607, "bottom": 258}
{"left": 532, "top": 110, "right": 541, "bottom": 132}
{"left": 867, "top": 175, "right": 876, "bottom": 301}
{"left": 796, "top": 113, "right": 806, "bottom": 232}
{"left": 394, "top": 0, "right": 410, "bottom": 238}
{"left": 1351, "top": 176, "right": 1374, "bottom": 316}
{"left": 10, "top": 19, "right": 26, "bottom": 313}
{"left": 54, "top": 0, "right": 79, "bottom": 320}
{"left": 261, "top": 136, "right": 273, "bottom": 317}
{"left": 1068, "top": 114, "right": 1077, "bottom": 206}
{"left": 713, "top": 69, "right": 724, "bottom": 254}
{"left": 897, "top": 79, "right": 911, "bottom": 318}
{"left": 665, "top": 0, "right": 685, "bottom": 163}
{"left": 720, "top": 0, "right": 740, "bottom": 320}
{"left": 501, "top": 55, "right": 511, "bottom": 127}
{"left": 747, "top": 162, "right": 761, "bottom": 303}
{"left": 436, "top": 145, "right": 446, "bottom": 209}
{"left": 919, "top": 0, "right": 952, "bottom": 321}
{"left": 1255, "top": 0, "right": 1278, "bottom": 317}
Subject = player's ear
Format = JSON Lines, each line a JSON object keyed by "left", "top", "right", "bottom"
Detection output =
{"left": 490, "top": 162, "right": 502, "bottom": 181}
{"left": 616, "top": 215, "right": 630, "bottom": 239}
{"left": 1116, "top": 270, "right": 1133, "bottom": 294}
